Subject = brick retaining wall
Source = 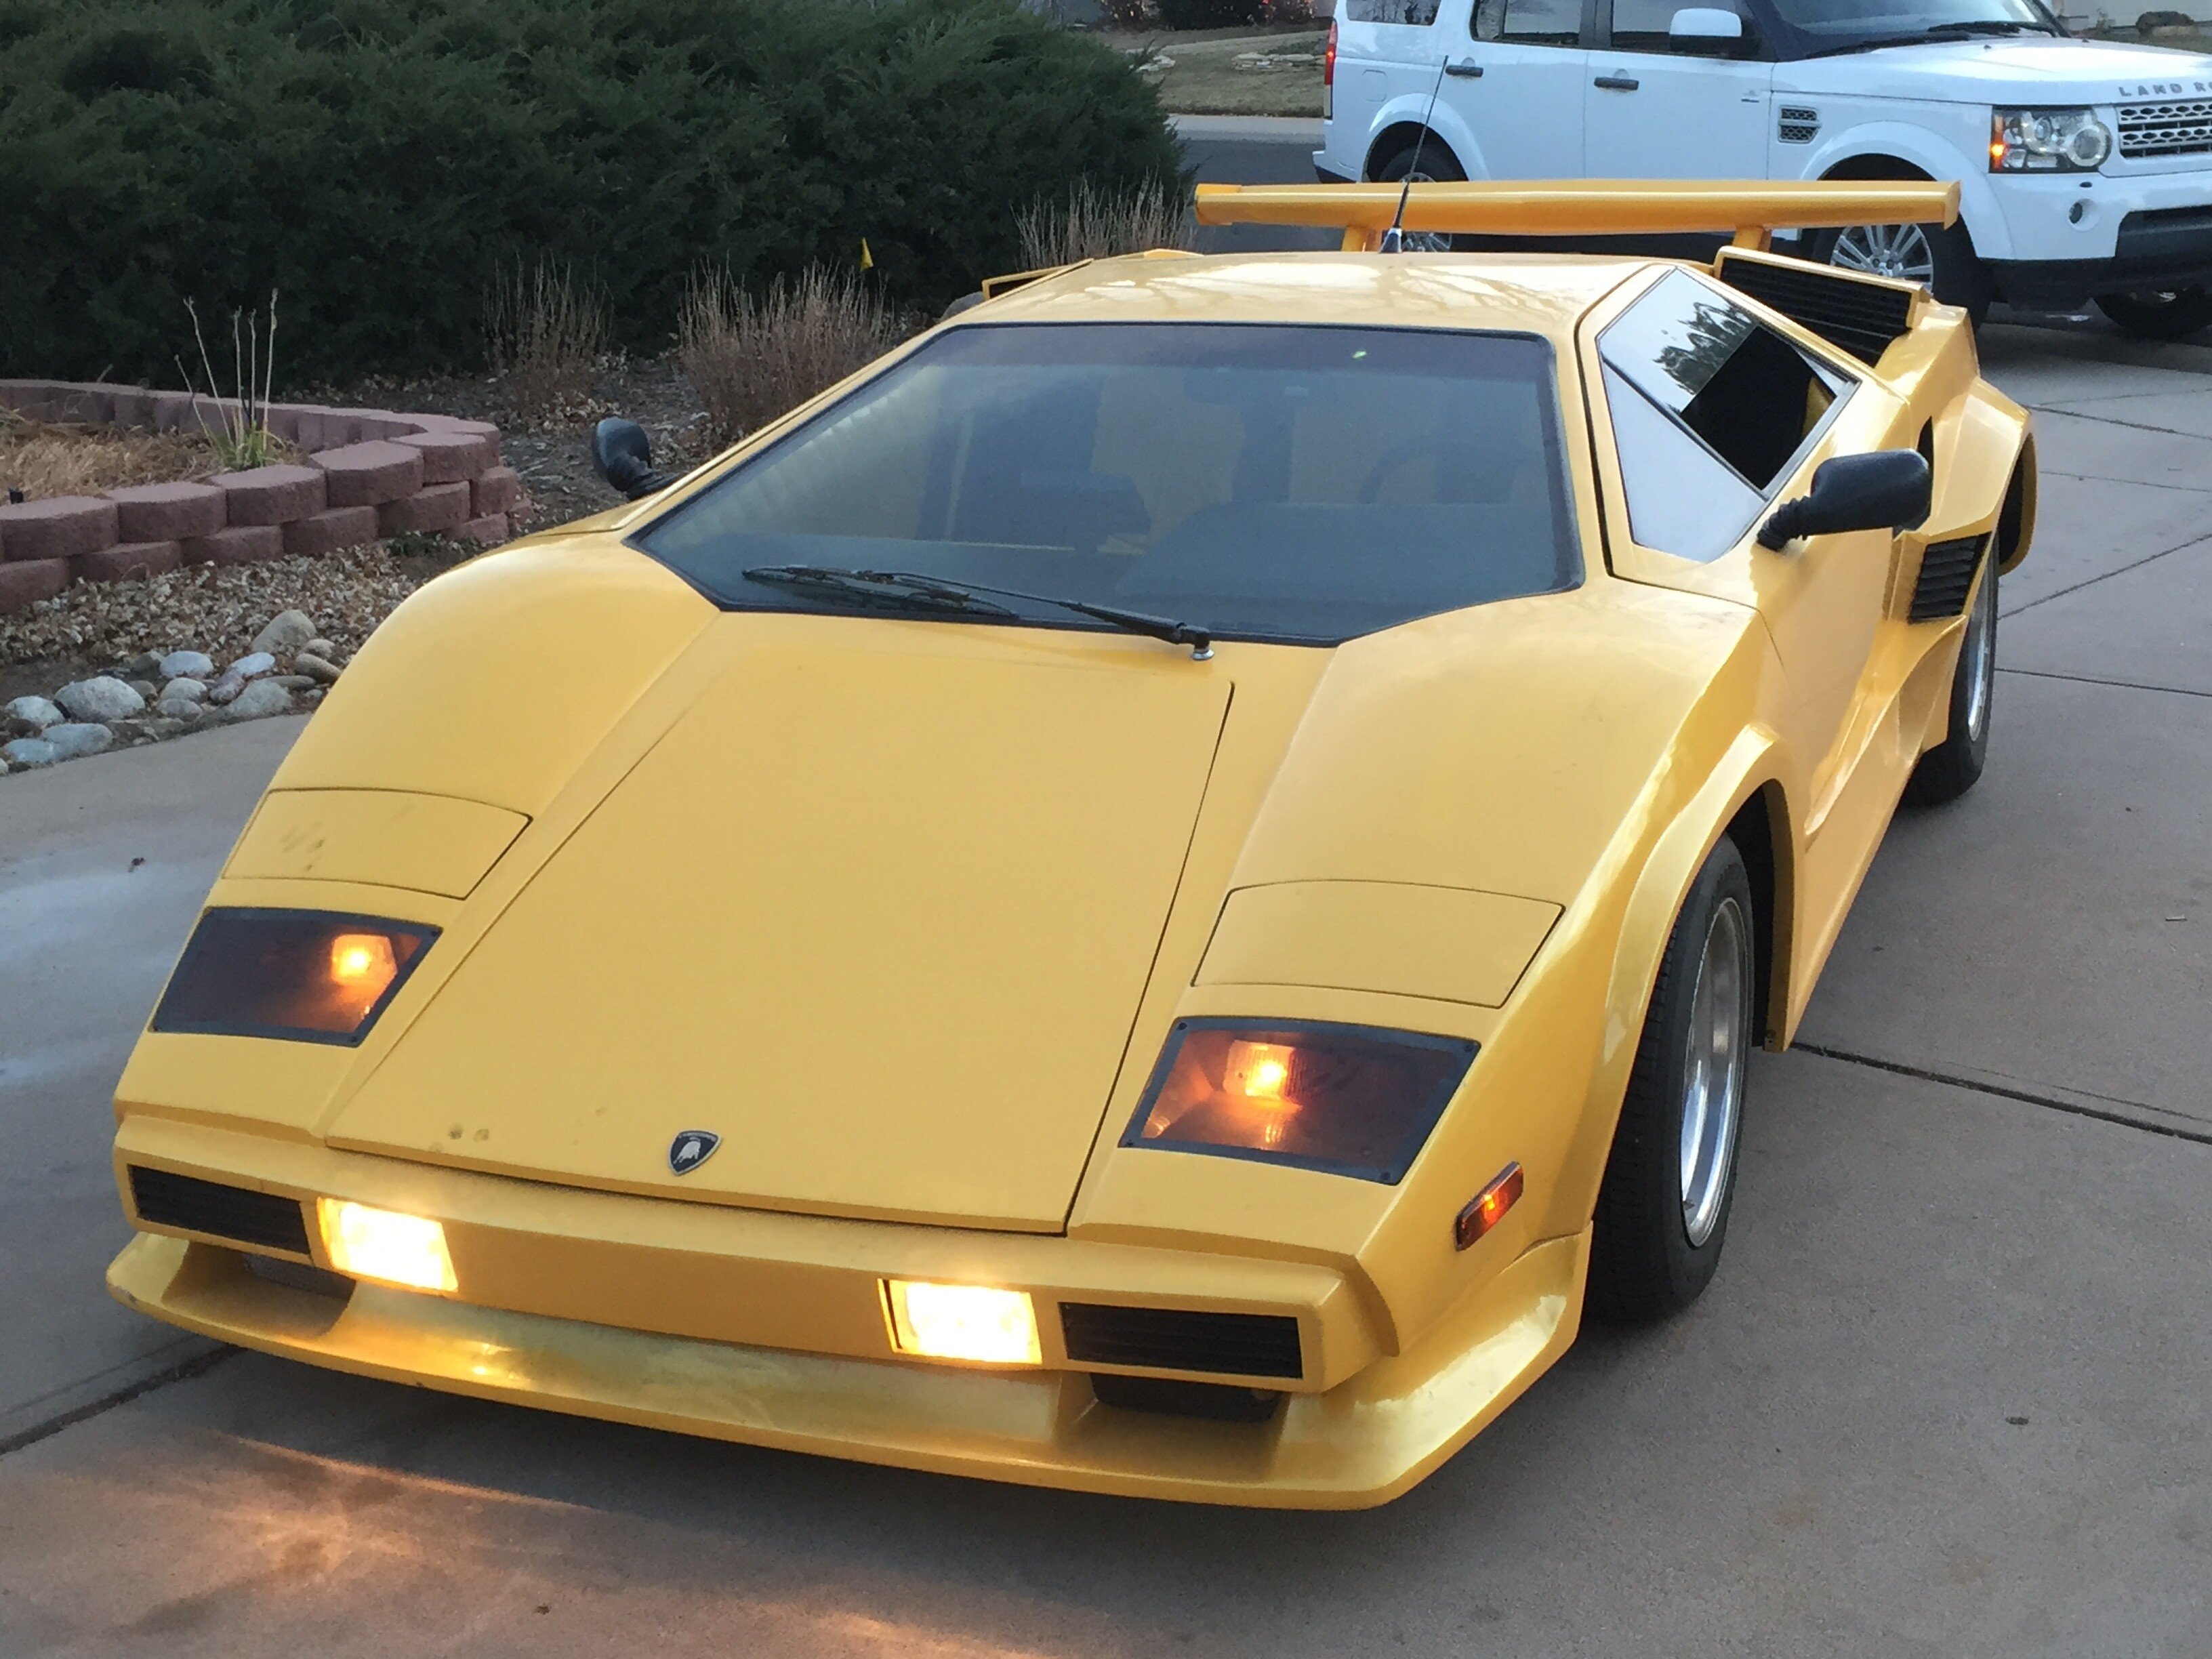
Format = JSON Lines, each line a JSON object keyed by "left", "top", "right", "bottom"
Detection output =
{"left": 0, "top": 380, "right": 523, "bottom": 615}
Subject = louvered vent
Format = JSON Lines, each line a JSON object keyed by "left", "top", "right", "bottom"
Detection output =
{"left": 1061, "top": 1303, "right": 1303, "bottom": 1379}
{"left": 1910, "top": 535, "right": 1986, "bottom": 622}
{"left": 1715, "top": 252, "right": 1916, "bottom": 365}
{"left": 128, "top": 1166, "right": 314, "bottom": 1255}
{"left": 1778, "top": 105, "right": 1820, "bottom": 144}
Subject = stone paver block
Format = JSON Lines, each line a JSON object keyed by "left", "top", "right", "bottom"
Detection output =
{"left": 377, "top": 480, "right": 471, "bottom": 536}
{"left": 211, "top": 464, "right": 327, "bottom": 526}
{"left": 455, "top": 513, "right": 509, "bottom": 546}
{"left": 182, "top": 525, "right": 285, "bottom": 567}
{"left": 472, "top": 466, "right": 523, "bottom": 515}
{"left": 281, "top": 505, "right": 382, "bottom": 558}
{"left": 0, "top": 558, "right": 70, "bottom": 613}
{"left": 73, "top": 542, "right": 182, "bottom": 585}
{"left": 0, "top": 496, "right": 119, "bottom": 562}
{"left": 396, "top": 429, "right": 498, "bottom": 484}
{"left": 105, "top": 481, "right": 227, "bottom": 542}
{"left": 314, "top": 441, "right": 424, "bottom": 508}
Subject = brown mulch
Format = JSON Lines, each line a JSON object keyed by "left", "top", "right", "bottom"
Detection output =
{"left": 1, "top": 411, "right": 304, "bottom": 500}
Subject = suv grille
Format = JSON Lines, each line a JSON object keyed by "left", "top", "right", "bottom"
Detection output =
{"left": 1060, "top": 1303, "right": 1303, "bottom": 1379}
{"left": 128, "top": 1166, "right": 313, "bottom": 1256}
{"left": 1777, "top": 105, "right": 1820, "bottom": 144}
{"left": 1714, "top": 252, "right": 1915, "bottom": 364}
{"left": 1910, "top": 535, "right": 1986, "bottom": 621}
{"left": 2118, "top": 98, "right": 2212, "bottom": 159}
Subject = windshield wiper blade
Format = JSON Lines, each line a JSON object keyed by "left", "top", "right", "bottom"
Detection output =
{"left": 872, "top": 571, "right": 1214, "bottom": 659}
{"left": 1809, "top": 19, "right": 2049, "bottom": 53}
{"left": 1924, "top": 18, "right": 2048, "bottom": 34}
{"left": 740, "top": 564, "right": 1019, "bottom": 618}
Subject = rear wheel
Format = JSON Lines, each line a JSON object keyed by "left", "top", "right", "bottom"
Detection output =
{"left": 1589, "top": 837, "right": 1756, "bottom": 1324}
{"left": 1902, "top": 550, "right": 1997, "bottom": 806}
{"left": 2095, "top": 286, "right": 2212, "bottom": 341}
{"left": 1814, "top": 220, "right": 1991, "bottom": 324}
{"left": 1373, "top": 139, "right": 1465, "bottom": 252}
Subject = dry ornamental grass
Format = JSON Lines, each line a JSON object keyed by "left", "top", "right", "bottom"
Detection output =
{"left": 678, "top": 264, "right": 907, "bottom": 450}
{"left": 1017, "top": 178, "right": 1195, "bottom": 270}
{"left": 0, "top": 411, "right": 302, "bottom": 500}
{"left": 485, "top": 261, "right": 611, "bottom": 430}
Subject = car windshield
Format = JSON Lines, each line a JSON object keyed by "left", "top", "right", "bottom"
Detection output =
{"left": 637, "top": 323, "right": 1580, "bottom": 647}
{"left": 1763, "top": 0, "right": 2062, "bottom": 49}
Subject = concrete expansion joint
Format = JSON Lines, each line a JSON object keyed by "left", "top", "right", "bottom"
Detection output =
{"left": 1792, "top": 1042, "right": 2212, "bottom": 1149}
{"left": 0, "top": 1345, "right": 237, "bottom": 1462}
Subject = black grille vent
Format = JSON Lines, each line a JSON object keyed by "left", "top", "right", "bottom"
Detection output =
{"left": 1061, "top": 1303, "right": 1303, "bottom": 1380}
{"left": 1715, "top": 253, "right": 1916, "bottom": 365}
{"left": 128, "top": 1166, "right": 312, "bottom": 1256}
{"left": 1777, "top": 105, "right": 1820, "bottom": 143}
{"left": 1910, "top": 535, "right": 1986, "bottom": 621}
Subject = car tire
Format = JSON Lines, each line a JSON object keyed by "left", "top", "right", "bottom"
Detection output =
{"left": 1587, "top": 836, "right": 1757, "bottom": 1324}
{"left": 1373, "top": 139, "right": 1465, "bottom": 252}
{"left": 1902, "top": 549, "right": 1997, "bottom": 806}
{"left": 1814, "top": 220, "right": 1991, "bottom": 325}
{"left": 2094, "top": 285, "right": 2212, "bottom": 342}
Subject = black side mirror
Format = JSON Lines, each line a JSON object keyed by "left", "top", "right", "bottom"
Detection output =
{"left": 1757, "top": 449, "right": 1931, "bottom": 551}
{"left": 591, "top": 417, "right": 673, "bottom": 501}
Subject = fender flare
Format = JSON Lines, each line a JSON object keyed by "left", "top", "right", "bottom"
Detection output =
{"left": 1790, "top": 125, "right": 2015, "bottom": 260}
{"left": 1359, "top": 94, "right": 1486, "bottom": 181}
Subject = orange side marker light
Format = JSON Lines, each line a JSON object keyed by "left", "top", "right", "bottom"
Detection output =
{"left": 1454, "top": 1162, "right": 1524, "bottom": 1251}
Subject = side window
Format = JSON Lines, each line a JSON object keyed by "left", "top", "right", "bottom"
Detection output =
{"left": 1599, "top": 270, "right": 1854, "bottom": 562}
{"left": 1345, "top": 1, "right": 1443, "bottom": 21}
{"left": 1608, "top": 0, "right": 1737, "bottom": 52}
{"left": 1474, "top": 0, "right": 1582, "bottom": 45}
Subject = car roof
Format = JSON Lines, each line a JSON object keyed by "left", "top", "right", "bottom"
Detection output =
{"left": 964, "top": 251, "right": 1657, "bottom": 343}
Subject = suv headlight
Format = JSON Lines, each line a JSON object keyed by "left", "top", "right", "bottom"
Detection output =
{"left": 1991, "top": 108, "right": 2112, "bottom": 172}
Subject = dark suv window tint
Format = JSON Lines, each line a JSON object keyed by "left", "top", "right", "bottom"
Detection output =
{"left": 1599, "top": 270, "right": 1853, "bottom": 561}
{"left": 1475, "top": 0, "right": 1583, "bottom": 45}
{"left": 1347, "top": 0, "right": 1443, "bottom": 21}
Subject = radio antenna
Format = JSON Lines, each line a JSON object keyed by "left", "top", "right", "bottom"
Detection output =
{"left": 1381, "top": 56, "right": 1452, "bottom": 253}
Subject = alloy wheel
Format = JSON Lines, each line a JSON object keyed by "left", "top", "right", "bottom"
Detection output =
{"left": 1830, "top": 222, "right": 1937, "bottom": 286}
{"left": 1678, "top": 896, "right": 1750, "bottom": 1248}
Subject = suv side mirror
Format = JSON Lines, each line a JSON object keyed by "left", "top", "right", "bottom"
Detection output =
{"left": 590, "top": 417, "right": 673, "bottom": 501}
{"left": 1757, "top": 449, "right": 1931, "bottom": 550}
{"left": 1668, "top": 7, "right": 1749, "bottom": 54}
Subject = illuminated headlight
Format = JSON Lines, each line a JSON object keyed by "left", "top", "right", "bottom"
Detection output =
{"left": 1991, "top": 108, "right": 2111, "bottom": 171}
{"left": 152, "top": 908, "right": 436, "bottom": 1044}
{"left": 1121, "top": 1019, "right": 1477, "bottom": 1184}
{"left": 884, "top": 1280, "right": 1040, "bottom": 1366}
{"left": 317, "top": 1199, "right": 457, "bottom": 1292}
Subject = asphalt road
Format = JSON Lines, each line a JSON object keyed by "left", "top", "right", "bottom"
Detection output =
{"left": 4, "top": 145, "right": 2209, "bottom": 1651}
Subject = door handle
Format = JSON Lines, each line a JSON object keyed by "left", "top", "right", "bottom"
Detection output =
{"left": 1445, "top": 59, "right": 1483, "bottom": 77}
{"left": 1593, "top": 73, "right": 1641, "bottom": 90}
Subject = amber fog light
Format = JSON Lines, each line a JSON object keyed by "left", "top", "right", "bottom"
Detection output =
{"left": 885, "top": 1280, "right": 1041, "bottom": 1366}
{"left": 317, "top": 1199, "right": 457, "bottom": 1293}
{"left": 1122, "top": 1019, "right": 1477, "bottom": 1184}
{"left": 152, "top": 908, "right": 436, "bottom": 1044}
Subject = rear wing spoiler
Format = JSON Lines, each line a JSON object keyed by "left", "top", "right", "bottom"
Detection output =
{"left": 1191, "top": 180, "right": 1960, "bottom": 254}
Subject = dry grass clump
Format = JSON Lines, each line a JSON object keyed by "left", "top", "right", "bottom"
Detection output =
{"left": 485, "top": 260, "right": 611, "bottom": 428}
{"left": 178, "top": 293, "right": 283, "bottom": 471}
{"left": 0, "top": 411, "right": 302, "bottom": 499}
{"left": 678, "top": 264, "right": 905, "bottom": 449}
{"left": 1017, "top": 178, "right": 1193, "bottom": 270}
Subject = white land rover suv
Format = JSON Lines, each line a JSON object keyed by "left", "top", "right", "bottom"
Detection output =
{"left": 1316, "top": 0, "right": 2212, "bottom": 337}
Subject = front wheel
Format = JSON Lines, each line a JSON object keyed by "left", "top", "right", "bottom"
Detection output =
{"left": 1372, "top": 139, "right": 1465, "bottom": 253}
{"left": 1903, "top": 550, "right": 1997, "bottom": 806}
{"left": 1588, "top": 837, "right": 1757, "bottom": 1324}
{"left": 1814, "top": 220, "right": 1991, "bottom": 324}
{"left": 2095, "top": 286, "right": 2212, "bottom": 342}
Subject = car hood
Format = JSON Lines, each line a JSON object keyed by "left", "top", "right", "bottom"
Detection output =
{"left": 1780, "top": 37, "right": 2212, "bottom": 103}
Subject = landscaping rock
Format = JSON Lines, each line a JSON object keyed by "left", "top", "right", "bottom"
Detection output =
{"left": 456, "top": 513, "right": 509, "bottom": 546}
{"left": 0, "top": 495, "right": 119, "bottom": 561}
{"left": 56, "top": 676, "right": 146, "bottom": 722}
{"left": 300, "top": 638, "right": 336, "bottom": 661}
{"left": 472, "top": 466, "right": 523, "bottom": 516}
{"left": 106, "top": 481, "right": 227, "bottom": 542}
{"left": 123, "top": 651, "right": 165, "bottom": 679}
{"left": 293, "top": 652, "right": 342, "bottom": 684}
{"left": 314, "top": 441, "right": 424, "bottom": 508}
{"left": 211, "top": 464, "right": 327, "bottom": 527}
{"left": 182, "top": 525, "right": 286, "bottom": 567}
{"left": 281, "top": 505, "right": 382, "bottom": 558}
{"left": 43, "top": 722, "right": 114, "bottom": 760}
{"left": 106, "top": 718, "right": 158, "bottom": 744}
{"left": 0, "top": 558, "right": 70, "bottom": 615}
{"left": 396, "top": 428, "right": 498, "bottom": 484}
{"left": 250, "top": 609, "right": 318, "bottom": 658}
{"left": 127, "top": 678, "right": 159, "bottom": 701}
{"left": 160, "top": 677, "right": 207, "bottom": 703}
{"left": 227, "top": 651, "right": 276, "bottom": 679}
{"left": 5, "top": 695, "right": 64, "bottom": 733}
{"left": 227, "top": 680, "right": 295, "bottom": 719}
{"left": 377, "top": 480, "right": 471, "bottom": 536}
{"left": 2, "top": 737, "right": 59, "bottom": 769}
{"left": 160, "top": 650, "right": 216, "bottom": 681}
{"left": 155, "top": 696, "right": 205, "bottom": 724}
{"left": 75, "top": 541, "right": 183, "bottom": 584}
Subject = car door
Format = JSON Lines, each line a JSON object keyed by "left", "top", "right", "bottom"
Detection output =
{"left": 1583, "top": 0, "right": 1773, "bottom": 179}
{"left": 1462, "top": 0, "right": 1592, "bottom": 177}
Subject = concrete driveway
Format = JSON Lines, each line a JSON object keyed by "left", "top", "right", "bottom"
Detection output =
{"left": 2, "top": 323, "right": 2208, "bottom": 1653}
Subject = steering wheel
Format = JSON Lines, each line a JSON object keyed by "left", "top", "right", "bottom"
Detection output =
{"left": 1356, "top": 436, "right": 1495, "bottom": 504}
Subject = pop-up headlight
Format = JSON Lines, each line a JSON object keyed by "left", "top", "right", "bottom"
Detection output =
{"left": 1122, "top": 1019, "right": 1477, "bottom": 1184}
{"left": 152, "top": 908, "right": 436, "bottom": 1044}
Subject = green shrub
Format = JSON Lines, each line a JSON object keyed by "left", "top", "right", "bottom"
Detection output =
{"left": 1155, "top": 0, "right": 1267, "bottom": 24}
{"left": 0, "top": 0, "right": 1181, "bottom": 386}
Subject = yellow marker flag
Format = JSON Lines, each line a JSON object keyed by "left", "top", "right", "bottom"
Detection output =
{"left": 859, "top": 239, "right": 874, "bottom": 270}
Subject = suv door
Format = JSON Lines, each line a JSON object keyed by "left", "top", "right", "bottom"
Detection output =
{"left": 1336, "top": 1, "right": 1450, "bottom": 179}
{"left": 1584, "top": 0, "right": 1771, "bottom": 179}
{"left": 1464, "top": 0, "right": 1592, "bottom": 177}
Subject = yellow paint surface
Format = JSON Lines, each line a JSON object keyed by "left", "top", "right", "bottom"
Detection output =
{"left": 226, "top": 790, "right": 527, "bottom": 899}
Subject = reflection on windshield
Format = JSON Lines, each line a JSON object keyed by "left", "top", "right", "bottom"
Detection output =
{"left": 639, "top": 323, "right": 1580, "bottom": 647}
{"left": 1765, "top": 0, "right": 2057, "bottom": 38}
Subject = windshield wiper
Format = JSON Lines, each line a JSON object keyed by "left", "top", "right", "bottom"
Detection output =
{"left": 741, "top": 564, "right": 1020, "bottom": 618}
{"left": 872, "top": 570, "right": 1214, "bottom": 659}
{"left": 1806, "top": 20, "right": 2050, "bottom": 56}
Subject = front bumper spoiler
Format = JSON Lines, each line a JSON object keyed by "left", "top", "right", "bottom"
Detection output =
{"left": 108, "top": 1227, "right": 1585, "bottom": 1509}
{"left": 1990, "top": 205, "right": 2212, "bottom": 308}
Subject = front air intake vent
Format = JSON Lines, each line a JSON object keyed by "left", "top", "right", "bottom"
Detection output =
{"left": 1715, "top": 251, "right": 1917, "bottom": 365}
{"left": 128, "top": 1166, "right": 313, "bottom": 1256}
{"left": 1910, "top": 535, "right": 1986, "bottom": 621}
{"left": 2117, "top": 98, "right": 2212, "bottom": 159}
{"left": 1061, "top": 1303, "right": 1303, "bottom": 1379}
{"left": 1778, "top": 105, "right": 1820, "bottom": 143}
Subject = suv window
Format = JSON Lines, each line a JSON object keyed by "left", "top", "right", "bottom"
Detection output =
{"left": 1474, "top": 0, "right": 1584, "bottom": 45}
{"left": 1608, "top": 0, "right": 1740, "bottom": 50}
{"left": 1599, "top": 271, "right": 1854, "bottom": 562}
{"left": 1345, "top": 1, "right": 1443, "bottom": 21}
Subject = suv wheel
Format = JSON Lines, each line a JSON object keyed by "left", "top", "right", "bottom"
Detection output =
{"left": 2095, "top": 286, "right": 2212, "bottom": 342}
{"left": 1373, "top": 140, "right": 1465, "bottom": 252}
{"left": 1815, "top": 220, "right": 1990, "bottom": 323}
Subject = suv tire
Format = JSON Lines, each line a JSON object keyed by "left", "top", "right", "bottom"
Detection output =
{"left": 2095, "top": 286, "right": 2212, "bottom": 342}
{"left": 1814, "top": 220, "right": 1990, "bottom": 324}
{"left": 1374, "top": 140, "right": 1465, "bottom": 252}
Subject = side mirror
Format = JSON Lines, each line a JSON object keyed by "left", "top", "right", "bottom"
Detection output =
{"left": 1668, "top": 7, "right": 1748, "bottom": 53}
{"left": 590, "top": 417, "right": 672, "bottom": 501}
{"left": 1757, "top": 449, "right": 1931, "bottom": 551}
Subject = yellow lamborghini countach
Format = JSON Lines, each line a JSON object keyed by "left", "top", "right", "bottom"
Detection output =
{"left": 108, "top": 182, "right": 2033, "bottom": 1508}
